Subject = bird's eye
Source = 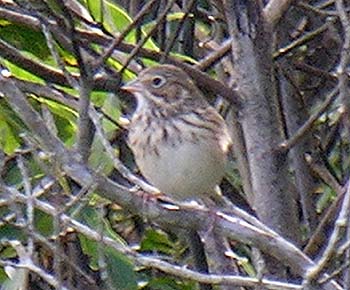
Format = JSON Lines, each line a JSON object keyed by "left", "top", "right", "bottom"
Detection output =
{"left": 151, "top": 75, "right": 166, "bottom": 88}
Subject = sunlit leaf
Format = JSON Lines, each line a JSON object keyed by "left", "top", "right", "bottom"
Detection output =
{"left": 0, "top": 117, "right": 21, "bottom": 154}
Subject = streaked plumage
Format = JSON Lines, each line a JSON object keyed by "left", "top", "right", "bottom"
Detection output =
{"left": 123, "top": 65, "right": 232, "bottom": 201}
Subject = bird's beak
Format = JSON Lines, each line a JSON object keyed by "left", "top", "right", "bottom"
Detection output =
{"left": 121, "top": 79, "right": 143, "bottom": 93}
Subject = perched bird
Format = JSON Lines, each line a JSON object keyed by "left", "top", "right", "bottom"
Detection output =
{"left": 122, "top": 64, "right": 232, "bottom": 203}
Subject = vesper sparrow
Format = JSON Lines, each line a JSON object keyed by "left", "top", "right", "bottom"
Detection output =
{"left": 122, "top": 64, "right": 232, "bottom": 202}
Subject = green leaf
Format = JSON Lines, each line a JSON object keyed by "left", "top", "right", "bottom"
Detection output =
{"left": 88, "top": 137, "right": 115, "bottom": 175}
{"left": 79, "top": 206, "right": 125, "bottom": 243}
{"left": 105, "top": 246, "right": 138, "bottom": 290}
{"left": 30, "top": 95, "right": 78, "bottom": 146}
{"left": 140, "top": 229, "right": 177, "bottom": 256}
{"left": 2, "top": 60, "right": 45, "bottom": 84}
{"left": 0, "top": 266, "right": 9, "bottom": 284}
{"left": 101, "top": 93, "right": 121, "bottom": 127}
{"left": 0, "top": 117, "right": 21, "bottom": 154}
{"left": 0, "top": 223, "right": 25, "bottom": 241}
{"left": 80, "top": 236, "right": 138, "bottom": 289}
{"left": 77, "top": 206, "right": 138, "bottom": 289}
{"left": 34, "top": 210, "right": 54, "bottom": 236}
{"left": 0, "top": 23, "right": 50, "bottom": 60}
{"left": 0, "top": 154, "right": 44, "bottom": 188}
{"left": 316, "top": 186, "right": 336, "bottom": 213}
{"left": 87, "top": 0, "right": 158, "bottom": 50}
{"left": 89, "top": 93, "right": 121, "bottom": 174}
{"left": 85, "top": 0, "right": 103, "bottom": 22}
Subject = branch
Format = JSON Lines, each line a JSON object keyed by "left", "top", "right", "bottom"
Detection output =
{"left": 0, "top": 75, "right": 344, "bottom": 289}
{"left": 264, "top": 0, "right": 295, "bottom": 27}
{"left": 0, "top": 242, "right": 69, "bottom": 290}
{"left": 335, "top": 0, "right": 350, "bottom": 138}
{"left": 305, "top": 179, "right": 350, "bottom": 284}
{"left": 94, "top": 0, "right": 159, "bottom": 67}
{"left": 1, "top": 186, "right": 303, "bottom": 290}
{"left": 0, "top": 38, "right": 121, "bottom": 91}
{"left": 280, "top": 87, "right": 339, "bottom": 151}
{"left": 0, "top": 6, "right": 240, "bottom": 106}
{"left": 273, "top": 21, "right": 331, "bottom": 60}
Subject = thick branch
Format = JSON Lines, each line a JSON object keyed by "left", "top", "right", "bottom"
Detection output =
{"left": 224, "top": 0, "right": 300, "bottom": 244}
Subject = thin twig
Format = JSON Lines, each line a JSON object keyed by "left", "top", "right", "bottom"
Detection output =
{"left": 280, "top": 87, "right": 338, "bottom": 151}
{"left": 161, "top": 0, "right": 196, "bottom": 62}
{"left": 335, "top": 1, "right": 350, "bottom": 286}
{"left": 0, "top": 7, "right": 238, "bottom": 105}
{"left": 305, "top": 180, "right": 350, "bottom": 283}
{"left": 88, "top": 105, "right": 160, "bottom": 194}
{"left": 93, "top": 0, "right": 158, "bottom": 68}
{"left": 196, "top": 40, "right": 232, "bottom": 71}
{"left": 0, "top": 259, "right": 68, "bottom": 290}
{"left": 42, "top": 24, "right": 78, "bottom": 89}
{"left": 56, "top": 0, "right": 95, "bottom": 162}
{"left": 1, "top": 186, "right": 303, "bottom": 290}
{"left": 303, "top": 184, "right": 344, "bottom": 257}
{"left": 273, "top": 21, "right": 331, "bottom": 60}
{"left": 120, "top": 0, "right": 177, "bottom": 73}
{"left": 320, "top": 260, "right": 350, "bottom": 284}
{"left": 335, "top": 0, "right": 350, "bottom": 138}
{"left": 30, "top": 231, "right": 98, "bottom": 287}
{"left": 17, "top": 156, "right": 34, "bottom": 257}
{"left": 304, "top": 152, "right": 343, "bottom": 193}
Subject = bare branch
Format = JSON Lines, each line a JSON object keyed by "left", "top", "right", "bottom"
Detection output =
{"left": 305, "top": 179, "right": 350, "bottom": 284}
{"left": 264, "top": 0, "right": 295, "bottom": 26}
{"left": 280, "top": 87, "right": 339, "bottom": 151}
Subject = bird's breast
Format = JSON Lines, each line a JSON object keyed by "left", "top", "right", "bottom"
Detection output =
{"left": 129, "top": 119, "right": 227, "bottom": 200}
